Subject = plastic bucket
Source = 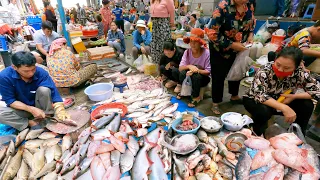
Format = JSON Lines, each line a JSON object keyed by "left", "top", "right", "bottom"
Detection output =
{"left": 84, "top": 83, "right": 114, "bottom": 101}
{"left": 271, "top": 34, "right": 285, "bottom": 47}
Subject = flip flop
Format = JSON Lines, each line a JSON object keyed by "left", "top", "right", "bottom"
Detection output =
{"left": 63, "top": 98, "right": 75, "bottom": 109}
{"left": 230, "top": 98, "right": 243, "bottom": 104}
{"left": 188, "top": 98, "right": 201, "bottom": 108}
{"left": 176, "top": 93, "right": 182, "bottom": 100}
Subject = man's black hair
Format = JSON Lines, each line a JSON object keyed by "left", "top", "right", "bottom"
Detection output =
{"left": 42, "top": 21, "right": 53, "bottom": 30}
{"left": 11, "top": 51, "right": 36, "bottom": 68}
{"left": 163, "top": 41, "right": 176, "bottom": 51}
{"left": 96, "top": 14, "right": 102, "bottom": 22}
{"left": 191, "top": 14, "right": 197, "bottom": 20}
{"left": 43, "top": 1, "right": 50, "bottom": 7}
{"left": 102, "top": 0, "right": 109, "bottom": 5}
{"left": 277, "top": 47, "right": 303, "bottom": 67}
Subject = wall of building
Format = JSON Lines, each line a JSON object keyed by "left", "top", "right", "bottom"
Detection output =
{"left": 189, "top": 0, "right": 219, "bottom": 16}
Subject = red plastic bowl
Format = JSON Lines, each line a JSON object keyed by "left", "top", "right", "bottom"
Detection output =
{"left": 91, "top": 102, "right": 127, "bottom": 121}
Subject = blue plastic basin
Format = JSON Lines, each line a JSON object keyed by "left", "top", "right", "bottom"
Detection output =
{"left": 84, "top": 83, "right": 114, "bottom": 102}
{"left": 172, "top": 117, "right": 200, "bottom": 134}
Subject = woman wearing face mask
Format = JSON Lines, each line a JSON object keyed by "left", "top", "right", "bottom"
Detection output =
{"left": 243, "top": 47, "right": 320, "bottom": 136}
{"left": 206, "top": 0, "right": 256, "bottom": 115}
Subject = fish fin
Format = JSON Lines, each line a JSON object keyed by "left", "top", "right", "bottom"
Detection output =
{"left": 110, "top": 131, "right": 115, "bottom": 136}
{"left": 146, "top": 169, "right": 152, "bottom": 175}
{"left": 300, "top": 149, "right": 308, "bottom": 158}
{"left": 144, "top": 136, "right": 157, "bottom": 148}
{"left": 122, "top": 138, "right": 129, "bottom": 143}
{"left": 146, "top": 152, "right": 154, "bottom": 165}
{"left": 303, "top": 163, "right": 315, "bottom": 174}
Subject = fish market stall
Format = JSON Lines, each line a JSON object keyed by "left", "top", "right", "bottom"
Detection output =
{"left": 0, "top": 79, "right": 319, "bottom": 179}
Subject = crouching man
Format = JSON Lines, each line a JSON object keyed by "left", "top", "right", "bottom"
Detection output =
{"left": 0, "top": 51, "right": 70, "bottom": 131}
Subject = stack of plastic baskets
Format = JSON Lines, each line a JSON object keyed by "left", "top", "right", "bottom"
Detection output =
{"left": 0, "top": 35, "right": 11, "bottom": 67}
{"left": 26, "top": 16, "right": 42, "bottom": 30}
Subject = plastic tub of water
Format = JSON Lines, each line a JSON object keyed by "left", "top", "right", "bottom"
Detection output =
{"left": 84, "top": 83, "right": 114, "bottom": 101}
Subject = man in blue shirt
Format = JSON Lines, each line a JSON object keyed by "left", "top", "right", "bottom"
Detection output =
{"left": 0, "top": 52, "right": 70, "bottom": 131}
{"left": 112, "top": 2, "right": 124, "bottom": 32}
{"left": 132, "top": 20, "right": 152, "bottom": 60}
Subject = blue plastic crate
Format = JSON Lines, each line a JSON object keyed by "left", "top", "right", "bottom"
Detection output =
{"left": 30, "top": 23, "right": 42, "bottom": 30}
{"left": 0, "top": 36, "right": 8, "bottom": 51}
{"left": 26, "top": 16, "right": 42, "bottom": 24}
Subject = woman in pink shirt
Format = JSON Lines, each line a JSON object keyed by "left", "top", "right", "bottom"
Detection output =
{"left": 178, "top": 28, "right": 211, "bottom": 107}
{"left": 150, "top": 0, "right": 176, "bottom": 64}
{"left": 100, "top": 0, "right": 112, "bottom": 36}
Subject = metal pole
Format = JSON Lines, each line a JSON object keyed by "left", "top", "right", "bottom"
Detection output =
{"left": 57, "top": 0, "right": 71, "bottom": 47}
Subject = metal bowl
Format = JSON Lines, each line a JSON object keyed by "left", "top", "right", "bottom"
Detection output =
{"left": 200, "top": 116, "right": 222, "bottom": 133}
{"left": 170, "top": 134, "right": 199, "bottom": 155}
{"left": 224, "top": 133, "right": 248, "bottom": 152}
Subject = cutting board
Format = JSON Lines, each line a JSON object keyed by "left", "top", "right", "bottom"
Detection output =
{"left": 87, "top": 46, "right": 116, "bottom": 60}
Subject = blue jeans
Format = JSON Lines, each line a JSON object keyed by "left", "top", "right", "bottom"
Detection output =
{"left": 108, "top": 41, "right": 121, "bottom": 53}
{"left": 276, "top": 0, "right": 285, "bottom": 16}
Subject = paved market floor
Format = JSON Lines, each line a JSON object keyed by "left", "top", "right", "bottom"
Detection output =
{"left": 66, "top": 37, "right": 320, "bottom": 154}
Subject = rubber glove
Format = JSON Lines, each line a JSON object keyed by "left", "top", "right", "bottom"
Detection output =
{"left": 53, "top": 102, "right": 71, "bottom": 121}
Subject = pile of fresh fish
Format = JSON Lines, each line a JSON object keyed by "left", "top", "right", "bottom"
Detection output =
{"left": 95, "top": 88, "right": 179, "bottom": 127}
{"left": 0, "top": 111, "right": 173, "bottom": 180}
{"left": 170, "top": 128, "right": 238, "bottom": 180}
{"left": 236, "top": 132, "right": 320, "bottom": 180}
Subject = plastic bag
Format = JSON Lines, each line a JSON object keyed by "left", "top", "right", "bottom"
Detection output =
{"left": 253, "top": 20, "right": 271, "bottom": 44}
{"left": 133, "top": 55, "right": 143, "bottom": 68}
{"left": 256, "top": 55, "right": 268, "bottom": 66}
{"left": 180, "top": 76, "right": 192, "bottom": 96}
{"left": 261, "top": 43, "right": 279, "bottom": 56}
{"left": 227, "top": 49, "right": 253, "bottom": 81}
{"left": 133, "top": 55, "right": 154, "bottom": 73}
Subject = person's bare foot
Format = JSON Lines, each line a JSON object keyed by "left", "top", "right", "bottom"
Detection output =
{"left": 230, "top": 95, "right": 241, "bottom": 101}
{"left": 188, "top": 96, "right": 201, "bottom": 107}
{"left": 211, "top": 103, "right": 221, "bottom": 115}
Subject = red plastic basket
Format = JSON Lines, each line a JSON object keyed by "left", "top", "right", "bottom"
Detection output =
{"left": 271, "top": 34, "right": 286, "bottom": 47}
{"left": 91, "top": 102, "right": 128, "bottom": 121}
{"left": 82, "top": 30, "right": 98, "bottom": 37}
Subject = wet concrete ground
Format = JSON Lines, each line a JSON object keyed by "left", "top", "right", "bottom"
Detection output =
{"left": 65, "top": 37, "right": 320, "bottom": 154}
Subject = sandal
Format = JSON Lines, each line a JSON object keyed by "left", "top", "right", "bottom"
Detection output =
{"left": 174, "top": 84, "right": 182, "bottom": 93}
{"left": 230, "top": 98, "right": 243, "bottom": 104}
{"left": 211, "top": 105, "right": 222, "bottom": 115}
{"left": 188, "top": 98, "right": 201, "bottom": 108}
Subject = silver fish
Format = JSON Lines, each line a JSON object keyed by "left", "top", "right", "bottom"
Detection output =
{"left": 196, "top": 173, "right": 211, "bottom": 180}
{"left": 127, "top": 108, "right": 149, "bottom": 114}
{"left": 127, "top": 111, "right": 146, "bottom": 118}
{"left": 22, "top": 149, "right": 34, "bottom": 171}
{"left": 137, "top": 111, "right": 154, "bottom": 123}
{"left": 25, "top": 129, "right": 44, "bottom": 140}
{"left": 78, "top": 141, "right": 90, "bottom": 163}
{"left": 173, "top": 154, "right": 189, "bottom": 179}
{"left": 91, "top": 129, "right": 111, "bottom": 141}
{"left": 127, "top": 136, "right": 139, "bottom": 156}
{"left": 187, "top": 150, "right": 201, "bottom": 163}
{"left": 31, "top": 146, "right": 45, "bottom": 178}
{"left": 154, "top": 106, "right": 167, "bottom": 117}
{"left": 38, "top": 132, "right": 57, "bottom": 140}
{"left": 41, "top": 171, "right": 58, "bottom": 180}
{"left": 2, "top": 147, "right": 23, "bottom": 180}
{"left": 127, "top": 101, "right": 148, "bottom": 110}
{"left": 131, "top": 146, "right": 152, "bottom": 180}
{"left": 154, "top": 101, "right": 172, "bottom": 111}
{"left": 45, "top": 145, "right": 56, "bottom": 163}
{"left": 16, "top": 159, "right": 29, "bottom": 180}
{"left": 6, "top": 140, "right": 15, "bottom": 156}
{"left": 62, "top": 134, "right": 72, "bottom": 153}
{"left": 78, "top": 131, "right": 90, "bottom": 145}
{"left": 56, "top": 150, "right": 72, "bottom": 173}
{"left": 120, "top": 149, "right": 134, "bottom": 174}
{"left": 160, "top": 103, "right": 178, "bottom": 115}
{"left": 235, "top": 151, "right": 252, "bottom": 180}
{"left": 91, "top": 113, "right": 116, "bottom": 130}
{"left": 71, "top": 140, "right": 81, "bottom": 154}
{"left": 197, "top": 129, "right": 208, "bottom": 143}
{"left": 60, "top": 154, "right": 77, "bottom": 175}
{"left": 148, "top": 147, "right": 168, "bottom": 180}
{"left": 105, "top": 113, "right": 121, "bottom": 132}
{"left": 0, "top": 146, "right": 8, "bottom": 163}
{"left": 53, "top": 144, "right": 62, "bottom": 161}
{"left": 25, "top": 139, "right": 44, "bottom": 149}
{"left": 35, "top": 161, "right": 56, "bottom": 179}
{"left": 111, "top": 150, "right": 121, "bottom": 166}
{"left": 15, "top": 128, "right": 29, "bottom": 147}
{"left": 43, "top": 138, "right": 61, "bottom": 147}
{"left": 73, "top": 157, "right": 93, "bottom": 179}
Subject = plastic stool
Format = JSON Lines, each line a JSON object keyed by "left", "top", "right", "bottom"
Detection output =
{"left": 303, "top": 4, "right": 315, "bottom": 19}
{"left": 114, "top": 82, "right": 129, "bottom": 93}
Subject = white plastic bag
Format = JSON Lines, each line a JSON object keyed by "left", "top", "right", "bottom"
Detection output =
{"left": 227, "top": 50, "right": 253, "bottom": 81}
{"left": 256, "top": 55, "right": 269, "bottom": 66}
{"left": 180, "top": 76, "right": 192, "bottom": 96}
{"left": 133, "top": 55, "right": 143, "bottom": 68}
{"left": 133, "top": 55, "right": 152, "bottom": 72}
{"left": 254, "top": 20, "right": 271, "bottom": 44}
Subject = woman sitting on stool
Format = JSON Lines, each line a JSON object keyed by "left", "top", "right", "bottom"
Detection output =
{"left": 178, "top": 28, "right": 211, "bottom": 107}
{"left": 243, "top": 47, "right": 320, "bottom": 136}
{"left": 47, "top": 38, "right": 97, "bottom": 88}
{"left": 159, "top": 41, "right": 185, "bottom": 93}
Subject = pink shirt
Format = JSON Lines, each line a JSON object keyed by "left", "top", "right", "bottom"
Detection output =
{"left": 179, "top": 48, "right": 211, "bottom": 73}
{"left": 150, "top": 0, "right": 175, "bottom": 24}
